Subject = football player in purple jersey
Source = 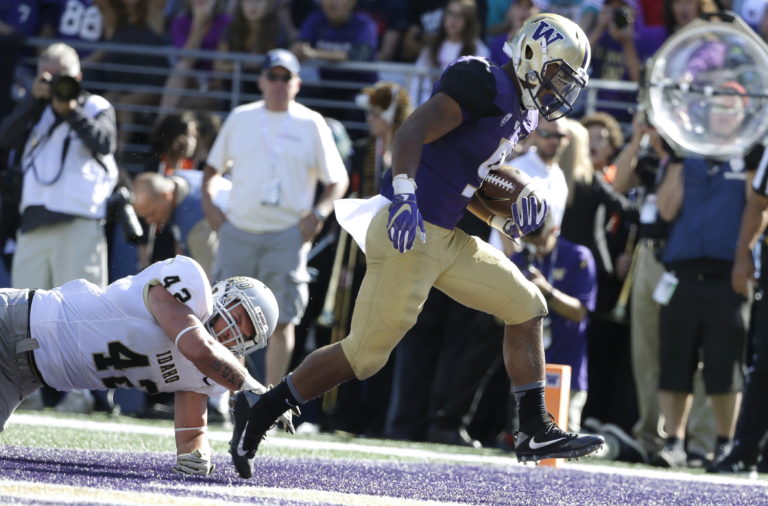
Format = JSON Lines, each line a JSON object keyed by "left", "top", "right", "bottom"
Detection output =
{"left": 230, "top": 13, "right": 604, "bottom": 477}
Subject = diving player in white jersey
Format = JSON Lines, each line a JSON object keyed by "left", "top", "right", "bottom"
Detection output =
{"left": 0, "top": 255, "right": 293, "bottom": 476}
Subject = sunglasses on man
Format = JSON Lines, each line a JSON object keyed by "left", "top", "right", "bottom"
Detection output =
{"left": 265, "top": 72, "right": 293, "bottom": 82}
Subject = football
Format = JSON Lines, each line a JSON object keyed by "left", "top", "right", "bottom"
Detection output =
{"left": 475, "top": 165, "right": 536, "bottom": 218}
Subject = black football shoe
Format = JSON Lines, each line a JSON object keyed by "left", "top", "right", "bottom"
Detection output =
{"left": 514, "top": 417, "right": 605, "bottom": 463}
{"left": 706, "top": 444, "right": 758, "bottom": 478}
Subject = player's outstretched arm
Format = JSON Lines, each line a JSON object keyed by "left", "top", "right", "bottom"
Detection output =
{"left": 147, "top": 284, "right": 249, "bottom": 392}
{"left": 172, "top": 391, "right": 215, "bottom": 476}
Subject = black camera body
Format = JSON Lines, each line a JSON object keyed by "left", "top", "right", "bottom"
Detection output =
{"left": 613, "top": 6, "right": 632, "bottom": 29}
{"left": 108, "top": 186, "right": 144, "bottom": 243}
{"left": 46, "top": 74, "right": 81, "bottom": 102}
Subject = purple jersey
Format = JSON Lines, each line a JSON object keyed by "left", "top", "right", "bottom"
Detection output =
{"left": 381, "top": 56, "right": 537, "bottom": 229}
{"left": 512, "top": 239, "right": 597, "bottom": 392}
{"left": 44, "top": 0, "right": 102, "bottom": 51}
{"left": 1, "top": 0, "right": 43, "bottom": 36}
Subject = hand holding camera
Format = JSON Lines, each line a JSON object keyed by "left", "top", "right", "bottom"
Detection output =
{"left": 34, "top": 72, "right": 81, "bottom": 116}
{"left": 608, "top": 5, "right": 634, "bottom": 42}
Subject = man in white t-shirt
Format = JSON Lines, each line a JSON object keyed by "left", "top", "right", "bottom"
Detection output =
{"left": 202, "top": 49, "right": 349, "bottom": 387}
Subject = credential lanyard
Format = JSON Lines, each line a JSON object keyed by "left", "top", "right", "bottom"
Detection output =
{"left": 260, "top": 108, "right": 291, "bottom": 176}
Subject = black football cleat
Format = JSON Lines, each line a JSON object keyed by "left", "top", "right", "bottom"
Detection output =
{"left": 515, "top": 419, "right": 604, "bottom": 463}
{"left": 229, "top": 390, "right": 258, "bottom": 479}
{"left": 706, "top": 444, "right": 758, "bottom": 478}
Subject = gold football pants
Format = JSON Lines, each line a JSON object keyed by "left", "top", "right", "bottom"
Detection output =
{"left": 340, "top": 208, "right": 547, "bottom": 379}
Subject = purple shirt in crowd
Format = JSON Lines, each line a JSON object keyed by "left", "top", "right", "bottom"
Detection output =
{"left": 512, "top": 239, "right": 597, "bottom": 392}
{"left": 1, "top": 0, "right": 43, "bottom": 36}
{"left": 380, "top": 56, "right": 537, "bottom": 229}
{"left": 171, "top": 13, "right": 232, "bottom": 71}
{"left": 300, "top": 10, "right": 378, "bottom": 83}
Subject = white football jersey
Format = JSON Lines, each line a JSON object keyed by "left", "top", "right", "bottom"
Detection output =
{"left": 30, "top": 256, "right": 227, "bottom": 397}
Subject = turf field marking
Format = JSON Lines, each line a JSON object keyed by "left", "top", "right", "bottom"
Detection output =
{"left": 0, "top": 479, "right": 461, "bottom": 505}
{"left": 8, "top": 413, "right": 521, "bottom": 466}
{"left": 8, "top": 413, "right": 768, "bottom": 487}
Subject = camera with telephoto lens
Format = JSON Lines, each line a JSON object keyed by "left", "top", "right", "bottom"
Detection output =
{"left": 108, "top": 186, "right": 144, "bottom": 243}
{"left": 45, "top": 74, "right": 81, "bottom": 102}
{"left": 613, "top": 6, "right": 631, "bottom": 29}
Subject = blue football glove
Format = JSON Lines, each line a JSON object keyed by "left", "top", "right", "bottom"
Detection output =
{"left": 386, "top": 175, "right": 426, "bottom": 253}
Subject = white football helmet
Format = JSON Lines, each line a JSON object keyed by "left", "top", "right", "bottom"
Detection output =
{"left": 504, "top": 13, "right": 591, "bottom": 120}
{"left": 205, "top": 276, "right": 279, "bottom": 357}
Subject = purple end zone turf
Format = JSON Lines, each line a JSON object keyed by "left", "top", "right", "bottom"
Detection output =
{"left": 1, "top": 446, "right": 766, "bottom": 505}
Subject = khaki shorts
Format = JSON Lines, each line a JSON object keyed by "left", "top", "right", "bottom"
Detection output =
{"left": 341, "top": 208, "right": 546, "bottom": 380}
{"left": 214, "top": 222, "right": 310, "bottom": 326}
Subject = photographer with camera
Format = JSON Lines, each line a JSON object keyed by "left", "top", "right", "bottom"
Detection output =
{"left": 0, "top": 42, "right": 118, "bottom": 413}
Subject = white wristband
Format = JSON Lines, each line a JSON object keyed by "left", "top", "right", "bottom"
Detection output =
{"left": 175, "top": 324, "right": 202, "bottom": 347}
{"left": 392, "top": 174, "right": 417, "bottom": 194}
{"left": 175, "top": 426, "right": 207, "bottom": 432}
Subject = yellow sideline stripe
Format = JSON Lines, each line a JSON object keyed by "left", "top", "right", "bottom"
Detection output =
{"left": 0, "top": 479, "right": 460, "bottom": 505}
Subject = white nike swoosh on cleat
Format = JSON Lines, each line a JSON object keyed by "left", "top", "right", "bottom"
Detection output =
{"left": 236, "top": 422, "right": 250, "bottom": 457}
{"left": 528, "top": 436, "right": 567, "bottom": 450}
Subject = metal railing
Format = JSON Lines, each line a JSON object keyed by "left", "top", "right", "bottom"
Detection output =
{"left": 15, "top": 37, "right": 640, "bottom": 171}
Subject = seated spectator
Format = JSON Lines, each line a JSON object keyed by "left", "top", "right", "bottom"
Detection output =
{"left": 660, "top": 0, "right": 721, "bottom": 49}
{"left": 401, "top": 1, "right": 449, "bottom": 63}
{"left": 216, "top": 0, "right": 283, "bottom": 73}
{"left": 488, "top": 0, "right": 540, "bottom": 66}
{"left": 159, "top": 0, "right": 232, "bottom": 116}
{"left": 410, "top": 0, "right": 489, "bottom": 105}
{"left": 292, "top": 0, "right": 378, "bottom": 76}
{"left": 292, "top": 0, "right": 378, "bottom": 123}
{"left": 356, "top": 0, "right": 409, "bottom": 61}
{"left": 587, "top": 0, "right": 665, "bottom": 121}
{"left": 215, "top": 0, "right": 283, "bottom": 98}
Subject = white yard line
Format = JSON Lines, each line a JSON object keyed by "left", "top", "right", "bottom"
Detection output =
{"left": 8, "top": 413, "right": 768, "bottom": 488}
{"left": 0, "top": 479, "right": 462, "bottom": 506}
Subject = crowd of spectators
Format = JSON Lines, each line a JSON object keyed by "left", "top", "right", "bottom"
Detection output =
{"left": 2, "top": 0, "right": 768, "bottom": 475}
